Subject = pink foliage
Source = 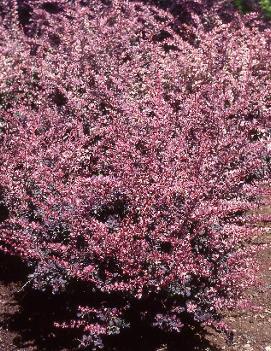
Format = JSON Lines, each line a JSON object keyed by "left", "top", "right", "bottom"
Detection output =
{"left": 0, "top": 0, "right": 270, "bottom": 348}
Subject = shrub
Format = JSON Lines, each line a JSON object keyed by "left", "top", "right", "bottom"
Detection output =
{"left": 0, "top": 0, "right": 271, "bottom": 349}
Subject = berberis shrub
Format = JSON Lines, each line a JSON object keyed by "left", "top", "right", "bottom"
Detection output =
{"left": 0, "top": 0, "right": 270, "bottom": 348}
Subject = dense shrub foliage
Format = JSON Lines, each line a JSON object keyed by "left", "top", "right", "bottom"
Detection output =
{"left": 0, "top": 0, "right": 270, "bottom": 348}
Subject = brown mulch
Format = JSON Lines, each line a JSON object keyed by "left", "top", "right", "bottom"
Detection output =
{"left": 0, "top": 231, "right": 270, "bottom": 351}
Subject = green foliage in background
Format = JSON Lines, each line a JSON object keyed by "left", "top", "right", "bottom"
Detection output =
{"left": 260, "top": 0, "right": 271, "bottom": 17}
{"left": 234, "top": 0, "right": 252, "bottom": 13}
{"left": 234, "top": 0, "right": 271, "bottom": 17}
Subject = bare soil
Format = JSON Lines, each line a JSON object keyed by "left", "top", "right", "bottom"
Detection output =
{"left": 0, "top": 231, "right": 270, "bottom": 351}
{"left": 206, "top": 230, "right": 271, "bottom": 351}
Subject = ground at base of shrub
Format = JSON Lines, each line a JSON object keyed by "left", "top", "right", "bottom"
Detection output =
{"left": 0, "top": 230, "right": 270, "bottom": 351}
{"left": 207, "top": 230, "right": 271, "bottom": 351}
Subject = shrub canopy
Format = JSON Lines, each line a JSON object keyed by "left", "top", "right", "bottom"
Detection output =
{"left": 0, "top": 0, "right": 270, "bottom": 348}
